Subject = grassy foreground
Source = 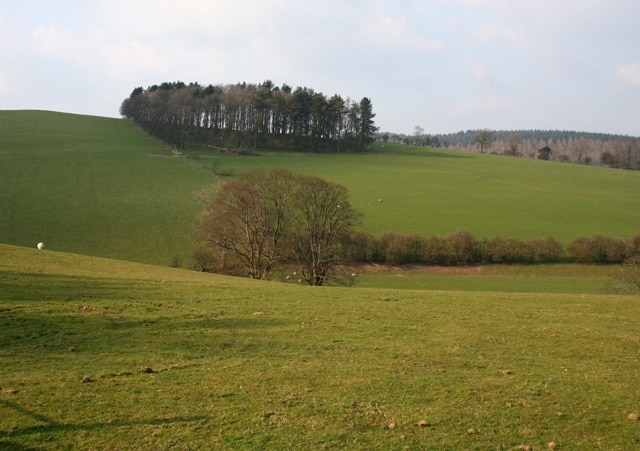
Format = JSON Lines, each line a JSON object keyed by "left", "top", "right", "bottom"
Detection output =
{"left": 2, "top": 244, "right": 639, "bottom": 449}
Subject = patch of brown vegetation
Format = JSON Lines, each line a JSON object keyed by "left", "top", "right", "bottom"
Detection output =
{"left": 342, "top": 263, "right": 487, "bottom": 276}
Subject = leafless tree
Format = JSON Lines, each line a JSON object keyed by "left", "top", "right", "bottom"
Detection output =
{"left": 413, "top": 125, "right": 425, "bottom": 146}
{"left": 289, "top": 174, "right": 362, "bottom": 286}
{"left": 473, "top": 129, "right": 494, "bottom": 153}
{"left": 196, "top": 168, "right": 293, "bottom": 279}
{"left": 569, "top": 138, "right": 589, "bottom": 164}
{"left": 505, "top": 132, "right": 522, "bottom": 156}
{"left": 196, "top": 168, "right": 360, "bottom": 284}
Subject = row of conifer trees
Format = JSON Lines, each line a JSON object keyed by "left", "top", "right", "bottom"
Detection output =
{"left": 120, "top": 80, "right": 378, "bottom": 152}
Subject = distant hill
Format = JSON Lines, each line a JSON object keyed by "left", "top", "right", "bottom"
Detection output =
{"left": 379, "top": 129, "right": 640, "bottom": 169}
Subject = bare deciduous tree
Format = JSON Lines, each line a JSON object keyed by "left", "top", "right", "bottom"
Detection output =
{"left": 473, "top": 129, "right": 494, "bottom": 153}
{"left": 413, "top": 125, "right": 425, "bottom": 146}
{"left": 506, "top": 132, "right": 522, "bottom": 156}
{"left": 569, "top": 138, "right": 589, "bottom": 164}
{"left": 289, "top": 175, "right": 362, "bottom": 286}
{"left": 195, "top": 168, "right": 360, "bottom": 285}
{"left": 196, "top": 168, "right": 293, "bottom": 279}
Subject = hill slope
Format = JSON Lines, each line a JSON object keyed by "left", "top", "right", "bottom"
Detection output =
{"left": 207, "top": 143, "right": 640, "bottom": 240}
{"left": 0, "top": 110, "right": 212, "bottom": 265}
{"left": 2, "top": 244, "right": 640, "bottom": 449}
{"left": 1, "top": 110, "right": 639, "bottom": 267}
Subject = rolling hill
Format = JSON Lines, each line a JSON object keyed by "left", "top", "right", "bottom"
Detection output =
{"left": 1, "top": 243, "right": 639, "bottom": 448}
{"left": 1, "top": 110, "right": 639, "bottom": 267}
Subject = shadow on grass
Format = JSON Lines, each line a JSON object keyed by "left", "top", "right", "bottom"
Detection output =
{"left": 0, "top": 309, "right": 291, "bottom": 356}
{"left": 0, "top": 398, "right": 208, "bottom": 441}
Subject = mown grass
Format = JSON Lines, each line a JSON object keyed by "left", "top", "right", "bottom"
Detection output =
{"left": 2, "top": 244, "right": 639, "bottom": 449}
{"left": 1, "top": 111, "right": 639, "bottom": 269}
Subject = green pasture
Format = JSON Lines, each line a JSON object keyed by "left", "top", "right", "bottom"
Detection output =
{"left": 1, "top": 110, "right": 639, "bottom": 268}
{"left": 1, "top": 244, "right": 639, "bottom": 449}
{"left": 351, "top": 264, "right": 616, "bottom": 294}
{"left": 208, "top": 144, "right": 640, "bottom": 241}
{"left": 0, "top": 110, "right": 212, "bottom": 266}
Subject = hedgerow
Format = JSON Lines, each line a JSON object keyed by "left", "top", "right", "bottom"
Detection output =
{"left": 346, "top": 230, "right": 640, "bottom": 266}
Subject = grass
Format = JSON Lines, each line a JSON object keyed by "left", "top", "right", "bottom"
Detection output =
{"left": 0, "top": 110, "right": 212, "bottom": 266}
{"left": 1, "top": 110, "right": 639, "bottom": 269}
{"left": 205, "top": 144, "right": 640, "bottom": 241}
{"left": 2, "top": 243, "right": 640, "bottom": 449}
{"left": 350, "top": 264, "right": 616, "bottom": 294}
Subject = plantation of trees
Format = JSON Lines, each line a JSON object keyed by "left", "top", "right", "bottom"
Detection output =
{"left": 120, "top": 81, "right": 378, "bottom": 152}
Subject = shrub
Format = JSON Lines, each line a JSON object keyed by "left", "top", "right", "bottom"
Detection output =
{"left": 192, "top": 247, "right": 220, "bottom": 272}
{"left": 624, "top": 234, "right": 640, "bottom": 258}
{"left": 379, "top": 232, "right": 425, "bottom": 265}
{"left": 445, "top": 229, "right": 478, "bottom": 265}
{"left": 347, "top": 232, "right": 384, "bottom": 263}
{"left": 529, "top": 237, "right": 564, "bottom": 262}
{"left": 421, "top": 235, "right": 454, "bottom": 265}
{"left": 567, "top": 236, "right": 595, "bottom": 262}
{"left": 568, "top": 235, "right": 626, "bottom": 263}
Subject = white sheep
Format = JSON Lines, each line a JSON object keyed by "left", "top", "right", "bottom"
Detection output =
{"left": 37, "top": 242, "right": 44, "bottom": 250}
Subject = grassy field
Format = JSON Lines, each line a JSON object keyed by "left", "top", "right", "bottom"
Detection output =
{"left": 205, "top": 144, "right": 640, "bottom": 241}
{"left": 0, "top": 110, "right": 212, "bottom": 266}
{"left": 349, "top": 264, "right": 617, "bottom": 294}
{"left": 1, "top": 110, "right": 639, "bottom": 268}
{"left": 2, "top": 110, "right": 640, "bottom": 450}
{"left": 1, "top": 244, "right": 640, "bottom": 449}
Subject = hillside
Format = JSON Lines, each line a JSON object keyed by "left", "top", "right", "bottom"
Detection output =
{"left": 2, "top": 243, "right": 640, "bottom": 448}
{"left": 0, "top": 110, "right": 212, "bottom": 266}
{"left": 1, "top": 110, "right": 639, "bottom": 267}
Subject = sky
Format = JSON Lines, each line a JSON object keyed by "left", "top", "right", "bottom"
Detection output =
{"left": 1, "top": 0, "right": 639, "bottom": 136}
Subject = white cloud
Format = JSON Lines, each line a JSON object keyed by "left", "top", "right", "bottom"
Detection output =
{"left": 614, "top": 62, "right": 640, "bottom": 88}
{"left": 1, "top": 0, "right": 639, "bottom": 134}
{"left": 447, "top": 94, "right": 521, "bottom": 117}
{"left": 358, "top": 2, "right": 444, "bottom": 54}
{"left": 465, "top": 56, "right": 487, "bottom": 81}
{"left": 0, "top": 70, "right": 9, "bottom": 96}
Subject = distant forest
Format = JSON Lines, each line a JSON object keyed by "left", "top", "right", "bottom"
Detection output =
{"left": 120, "top": 81, "right": 378, "bottom": 152}
{"left": 380, "top": 129, "right": 640, "bottom": 169}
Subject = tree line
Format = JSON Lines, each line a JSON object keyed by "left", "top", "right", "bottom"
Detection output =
{"left": 120, "top": 81, "right": 378, "bottom": 152}
{"left": 193, "top": 168, "right": 640, "bottom": 285}
{"left": 381, "top": 128, "right": 640, "bottom": 169}
{"left": 347, "top": 230, "right": 640, "bottom": 265}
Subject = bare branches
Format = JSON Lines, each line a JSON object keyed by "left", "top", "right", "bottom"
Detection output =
{"left": 195, "top": 169, "right": 360, "bottom": 284}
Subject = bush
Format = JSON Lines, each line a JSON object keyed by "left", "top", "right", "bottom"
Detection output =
{"left": 347, "top": 231, "right": 636, "bottom": 266}
{"left": 529, "top": 237, "right": 564, "bottom": 262}
{"left": 446, "top": 229, "right": 478, "bottom": 265}
{"left": 568, "top": 235, "right": 627, "bottom": 263}
{"left": 347, "top": 232, "right": 384, "bottom": 263}
{"left": 192, "top": 247, "right": 220, "bottom": 272}
{"left": 421, "top": 235, "right": 454, "bottom": 265}
{"left": 624, "top": 234, "right": 640, "bottom": 258}
{"left": 567, "top": 236, "right": 594, "bottom": 262}
{"left": 379, "top": 232, "right": 425, "bottom": 265}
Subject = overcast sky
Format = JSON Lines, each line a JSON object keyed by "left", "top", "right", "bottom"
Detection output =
{"left": 2, "top": 0, "right": 639, "bottom": 136}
